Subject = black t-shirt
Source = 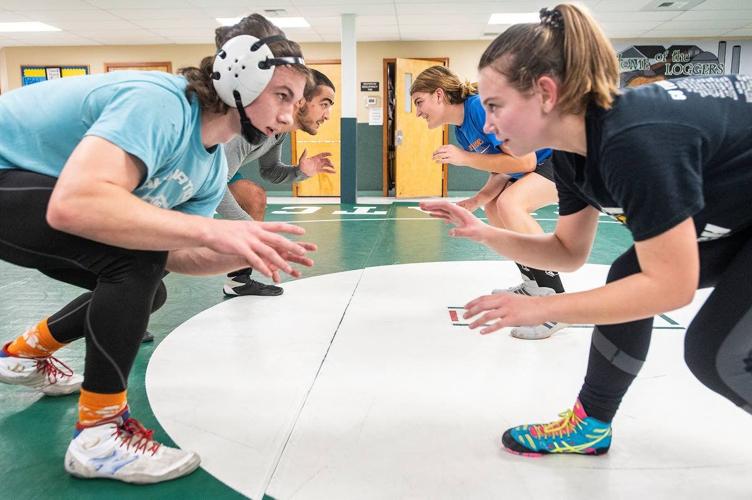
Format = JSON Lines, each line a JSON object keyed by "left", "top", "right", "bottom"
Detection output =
{"left": 554, "top": 75, "right": 752, "bottom": 242}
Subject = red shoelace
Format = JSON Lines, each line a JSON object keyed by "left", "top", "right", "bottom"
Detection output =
{"left": 34, "top": 356, "right": 74, "bottom": 385}
{"left": 116, "top": 417, "right": 162, "bottom": 455}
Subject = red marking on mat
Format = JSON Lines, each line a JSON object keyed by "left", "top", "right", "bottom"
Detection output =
{"left": 449, "top": 310, "right": 459, "bottom": 322}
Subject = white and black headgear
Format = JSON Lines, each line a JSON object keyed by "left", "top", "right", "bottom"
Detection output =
{"left": 212, "top": 34, "right": 305, "bottom": 144}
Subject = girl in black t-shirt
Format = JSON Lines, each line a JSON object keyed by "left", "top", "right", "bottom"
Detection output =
{"left": 421, "top": 3, "right": 752, "bottom": 458}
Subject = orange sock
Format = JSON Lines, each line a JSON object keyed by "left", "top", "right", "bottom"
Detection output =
{"left": 78, "top": 388, "right": 128, "bottom": 427}
{"left": 6, "top": 318, "right": 66, "bottom": 358}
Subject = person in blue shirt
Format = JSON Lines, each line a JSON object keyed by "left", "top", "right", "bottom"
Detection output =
{"left": 0, "top": 14, "right": 315, "bottom": 485}
{"left": 411, "top": 65, "right": 567, "bottom": 340}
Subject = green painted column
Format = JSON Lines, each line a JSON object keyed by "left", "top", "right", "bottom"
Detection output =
{"left": 340, "top": 13, "right": 357, "bottom": 204}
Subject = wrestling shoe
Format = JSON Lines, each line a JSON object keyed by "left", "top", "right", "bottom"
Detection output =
{"left": 502, "top": 399, "right": 612, "bottom": 457}
{"left": 0, "top": 342, "right": 81, "bottom": 396}
{"left": 223, "top": 268, "right": 283, "bottom": 297}
{"left": 492, "top": 281, "right": 569, "bottom": 339}
{"left": 65, "top": 408, "right": 201, "bottom": 484}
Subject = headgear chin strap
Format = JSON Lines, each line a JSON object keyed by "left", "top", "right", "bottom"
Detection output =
{"left": 211, "top": 34, "right": 305, "bottom": 144}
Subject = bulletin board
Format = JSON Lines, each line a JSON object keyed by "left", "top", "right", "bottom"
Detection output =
{"left": 21, "top": 65, "right": 89, "bottom": 86}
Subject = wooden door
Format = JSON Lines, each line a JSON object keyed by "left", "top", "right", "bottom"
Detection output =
{"left": 293, "top": 62, "right": 341, "bottom": 196}
{"left": 394, "top": 58, "right": 445, "bottom": 198}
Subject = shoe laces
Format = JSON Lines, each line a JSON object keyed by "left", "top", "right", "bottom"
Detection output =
{"left": 34, "top": 356, "right": 74, "bottom": 385}
{"left": 531, "top": 409, "right": 583, "bottom": 439}
{"left": 115, "top": 417, "right": 161, "bottom": 455}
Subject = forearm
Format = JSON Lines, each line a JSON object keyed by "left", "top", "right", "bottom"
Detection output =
{"left": 478, "top": 226, "right": 584, "bottom": 271}
{"left": 462, "top": 151, "right": 536, "bottom": 174}
{"left": 475, "top": 173, "right": 510, "bottom": 201}
{"left": 166, "top": 247, "right": 247, "bottom": 275}
{"left": 539, "top": 272, "right": 694, "bottom": 325}
{"left": 258, "top": 138, "right": 307, "bottom": 184}
{"left": 48, "top": 183, "right": 209, "bottom": 250}
{"left": 259, "top": 161, "right": 304, "bottom": 184}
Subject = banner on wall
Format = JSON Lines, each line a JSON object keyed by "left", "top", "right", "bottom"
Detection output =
{"left": 21, "top": 65, "right": 89, "bottom": 86}
{"left": 618, "top": 45, "right": 726, "bottom": 87}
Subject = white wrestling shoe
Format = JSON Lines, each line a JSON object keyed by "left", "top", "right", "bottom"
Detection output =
{"left": 491, "top": 282, "right": 569, "bottom": 340}
{"left": 65, "top": 409, "right": 201, "bottom": 484}
{"left": 0, "top": 342, "right": 82, "bottom": 396}
{"left": 510, "top": 321, "right": 570, "bottom": 340}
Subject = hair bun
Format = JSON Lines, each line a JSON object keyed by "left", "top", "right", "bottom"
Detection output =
{"left": 539, "top": 7, "right": 563, "bottom": 30}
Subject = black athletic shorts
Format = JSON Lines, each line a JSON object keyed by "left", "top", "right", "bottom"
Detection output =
{"left": 509, "top": 156, "right": 554, "bottom": 184}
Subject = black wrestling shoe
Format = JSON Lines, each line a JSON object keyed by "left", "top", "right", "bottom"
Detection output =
{"left": 223, "top": 273, "right": 283, "bottom": 297}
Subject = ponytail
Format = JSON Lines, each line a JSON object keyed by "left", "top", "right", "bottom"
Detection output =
{"left": 478, "top": 4, "right": 619, "bottom": 115}
{"left": 410, "top": 65, "right": 477, "bottom": 104}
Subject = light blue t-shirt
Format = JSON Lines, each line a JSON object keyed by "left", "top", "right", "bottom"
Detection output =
{"left": 0, "top": 71, "right": 227, "bottom": 217}
{"left": 454, "top": 94, "right": 552, "bottom": 179}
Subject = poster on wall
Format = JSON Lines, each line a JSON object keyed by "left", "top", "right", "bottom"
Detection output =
{"left": 21, "top": 65, "right": 89, "bottom": 86}
{"left": 618, "top": 45, "right": 728, "bottom": 88}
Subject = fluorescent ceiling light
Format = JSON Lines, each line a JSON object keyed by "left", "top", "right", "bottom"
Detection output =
{"left": 0, "top": 22, "right": 61, "bottom": 33}
{"left": 217, "top": 17, "right": 309, "bottom": 28}
{"left": 488, "top": 12, "right": 539, "bottom": 25}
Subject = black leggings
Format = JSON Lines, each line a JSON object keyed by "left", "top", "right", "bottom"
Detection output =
{"left": 579, "top": 226, "right": 752, "bottom": 422}
{"left": 0, "top": 169, "right": 167, "bottom": 393}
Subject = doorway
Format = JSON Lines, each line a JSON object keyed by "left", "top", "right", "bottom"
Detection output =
{"left": 382, "top": 57, "right": 449, "bottom": 197}
{"left": 292, "top": 60, "right": 341, "bottom": 197}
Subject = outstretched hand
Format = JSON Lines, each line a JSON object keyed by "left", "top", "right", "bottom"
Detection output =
{"left": 205, "top": 220, "right": 315, "bottom": 282}
{"left": 432, "top": 144, "right": 466, "bottom": 165}
{"left": 298, "top": 149, "right": 336, "bottom": 177}
{"left": 419, "top": 200, "right": 489, "bottom": 242}
{"left": 462, "top": 292, "right": 549, "bottom": 335}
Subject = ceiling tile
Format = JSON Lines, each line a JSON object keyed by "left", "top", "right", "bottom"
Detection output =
{"left": 0, "top": 11, "right": 30, "bottom": 22}
{"left": 107, "top": 8, "right": 209, "bottom": 21}
{"left": 643, "top": 28, "right": 731, "bottom": 37}
{"left": 0, "top": 0, "right": 93, "bottom": 10}
{"left": 693, "top": 0, "right": 752, "bottom": 10}
{"left": 724, "top": 28, "right": 752, "bottom": 36}
{"left": 188, "top": 0, "right": 296, "bottom": 6}
{"left": 596, "top": 0, "right": 655, "bottom": 12}
{"left": 294, "top": 4, "right": 396, "bottom": 17}
{"left": 673, "top": 9, "right": 752, "bottom": 21}
{"left": 395, "top": 2, "right": 501, "bottom": 15}
{"left": 594, "top": 11, "right": 681, "bottom": 22}
{"left": 85, "top": 0, "right": 189, "bottom": 8}
{"left": 16, "top": 10, "right": 122, "bottom": 22}
{"left": 0, "top": 0, "right": 749, "bottom": 46}
{"left": 658, "top": 19, "right": 751, "bottom": 30}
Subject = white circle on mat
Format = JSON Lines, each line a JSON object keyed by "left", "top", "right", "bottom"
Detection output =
{"left": 147, "top": 261, "right": 751, "bottom": 500}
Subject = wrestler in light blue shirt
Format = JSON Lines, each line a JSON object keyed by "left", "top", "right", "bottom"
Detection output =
{"left": 0, "top": 71, "right": 226, "bottom": 217}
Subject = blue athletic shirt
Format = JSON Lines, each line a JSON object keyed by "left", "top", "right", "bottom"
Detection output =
{"left": 453, "top": 94, "right": 551, "bottom": 179}
{"left": 0, "top": 71, "right": 227, "bottom": 217}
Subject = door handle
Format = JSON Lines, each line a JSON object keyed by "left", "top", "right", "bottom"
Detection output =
{"left": 395, "top": 129, "right": 403, "bottom": 146}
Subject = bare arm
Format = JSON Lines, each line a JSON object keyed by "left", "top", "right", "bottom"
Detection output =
{"left": 48, "top": 136, "right": 312, "bottom": 279}
{"left": 167, "top": 243, "right": 315, "bottom": 276}
{"left": 48, "top": 136, "right": 211, "bottom": 250}
{"left": 420, "top": 200, "right": 599, "bottom": 272}
{"left": 543, "top": 218, "right": 699, "bottom": 324}
{"left": 456, "top": 173, "right": 510, "bottom": 212}
{"left": 433, "top": 144, "right": 536, "bottom": 174}
{"left": 464, "top": 218, "right": 700, "bottom": 331}
{"left": 462, "top": 150, "right": 536, "bottom": 174}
